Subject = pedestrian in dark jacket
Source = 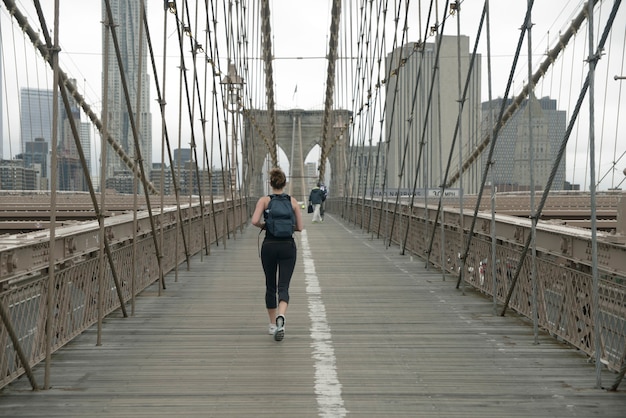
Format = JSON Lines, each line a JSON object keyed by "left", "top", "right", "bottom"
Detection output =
{"left": 309, "top": 182, "right": 325, "bottom": 223}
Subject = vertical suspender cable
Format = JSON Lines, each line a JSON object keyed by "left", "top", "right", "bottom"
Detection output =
{"left": 400, "top": 1, "right": 451, "bottom": 255}
{"left": 374, "top": 0, "right": 405, "bottom": 239}
{"left": 44, "top": 0, "right": 60, "bottom": 390}
{"left": 455, "top": 3, "right": 465, "bottom": 293}
{"left": 387, "top": 0, "right": 433, "bottom": 249}
{"left": 485, "top": 1, "right": 499, "bottom": 310}
{"left": 180, "top": 0, "right": 211, "bottom": 248}
{"left": 131, "top": 1, "right": 145, "bottom": 304}
{"left": 586, "top": 0, "right": 602, "bottom": 389}
{"left": 597, "top": 23, "right": 626, "bottom": 188}
{"left": 485, "top": 0, "right": 498, "bottom": 313}
{"left": 367, "top": 0, "right": 390, "bottom": 237}
{"left": 98, "top": 3, "right": 112, "bottom": 347}
{"left": 452, "top": 0, "right": 532, "bottom": 288}
{"left": 144, "top": 2, "right": 191, "bottom": 267}
{"left": 158, "top": 1, "right": 168, "bottom": 262}
{"left": 103, "top": 0, "right": 165, "bottom": 290}
{"left": 525, "top": 0, "right": 539, "bottom": 343}
{"left": 400, "top": 0, "right": 442, "bottom": 254}
{"left": 206, "top": 0, "right": 231, "bottom": 247}
{"left": 435, "top": 2, "right": 445, "bottom": 277}
{"left": 200, "top": 0, "right": 214, "bottom": 254}
{"left": 426, "top": 3, "right": 486, "bottom": 272}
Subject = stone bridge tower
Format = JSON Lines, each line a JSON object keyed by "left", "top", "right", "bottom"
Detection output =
{"left": 244, "top": 109, "right": 351, "bottom": 202}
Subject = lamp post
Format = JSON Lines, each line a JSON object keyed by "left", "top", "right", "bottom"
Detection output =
{"left": 221, "top": 62, "right": 244, "bottom": 194}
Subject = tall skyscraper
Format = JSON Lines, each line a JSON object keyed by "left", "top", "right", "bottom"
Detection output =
{"left": 101, "top": 0, "right": 152, "bottom": 184}
{"left": 384, "top": 35, "right": 482, "bottom": 194}
{"left": 58, "top": 79, "right": 92, "bottom": 191}
{"left": 23, "top": 138, "right": 48, "bottom": 189}
{"left": 481, "top": 95, "right": 567, "bottom": 191}
{"left": 20, "top": 88, "right": 55, "bottom": 179}
{"left": 173, "top": 148, "right": 192, "bottom": 167}
{"left": 19, "top": 83, "right": 93, "bottom": 191}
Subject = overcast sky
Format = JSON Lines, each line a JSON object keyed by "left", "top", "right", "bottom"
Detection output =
{"left": 1, "top": 1, "right": 625, "bottom": 189}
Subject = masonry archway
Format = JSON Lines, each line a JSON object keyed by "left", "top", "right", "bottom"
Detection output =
{"left": 244, "top": 109, "right": 352, "bottom": 201}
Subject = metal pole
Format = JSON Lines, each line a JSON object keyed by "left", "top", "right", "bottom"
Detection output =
{"left": 44, "top": 0, "right": 60, "bottom": 389}
{"left": 456, "top": 4, "right": 466, "bottom": 294}
{"left": 526, "top": 0, "right": 539, "bottom": 344}
{"left": 586, "top": 0, "right": 603, "bottom": 389}
{"left": 98, "top": 6, "right": 112, "bottom": 348}
{"left": 485, "top": 0, "right": 498, "bottom": 314}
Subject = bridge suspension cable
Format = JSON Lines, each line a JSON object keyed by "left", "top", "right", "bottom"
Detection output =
{"left": 318, "top": 0, "right": 342, "bottom": 183}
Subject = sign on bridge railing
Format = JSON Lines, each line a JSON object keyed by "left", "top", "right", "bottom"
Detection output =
{"left": 368, "top": 188, "right": 462, "bottom": 198}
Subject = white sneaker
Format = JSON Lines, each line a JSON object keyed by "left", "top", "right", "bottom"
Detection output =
{"left": 274, "top": 314, "right": 285, "bottom": 341}
{"left": 268, "top": 323, "right": 277, "bottom": 335}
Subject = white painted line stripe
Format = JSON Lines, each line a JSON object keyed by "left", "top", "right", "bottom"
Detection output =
{"left": 300, "top": 229, "right": 348, "bottom": 417}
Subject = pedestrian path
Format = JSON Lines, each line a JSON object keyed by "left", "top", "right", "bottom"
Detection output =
{"left": 1, "top": 214, "right": 625, "bottom": 417}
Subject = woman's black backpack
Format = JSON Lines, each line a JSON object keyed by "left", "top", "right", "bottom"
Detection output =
{"left": 264, "top": 194, "right": 295, "bottom": 237}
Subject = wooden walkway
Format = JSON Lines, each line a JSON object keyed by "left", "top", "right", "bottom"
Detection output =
{"left": 1, "top": 214, "right": 625, "bottom": 417}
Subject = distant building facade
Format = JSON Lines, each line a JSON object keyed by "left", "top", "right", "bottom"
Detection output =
{"left": 350, "top": 145, "right": 386, "bottom": 195}
{"left": 173, "top": 148, "right": 193, "bottom": 167}
{"left": 0, "top": 159, "right": 39, "bottom": 190}
{"left": 19, "top": 82, "right": 92, "bottom": 192}
{"left": 20, "top": 88, "right": 54, "bottom": 180}
{"left": 149, "top": 163, "right": 228, "bottom": 197}
{"left": 385, "top": 35, "right": 482, "bottom": 194}
{"left": 304, "top": 162, "right": 317, "bottom": 192}
{"left": 481, "top": 95, "right": 567, "bottom": 191}
{"left": 22, "top": 138, "right": 48, "bottom": 183}
{"left": 58, "top": 79, "right": 91, "bottom": 191}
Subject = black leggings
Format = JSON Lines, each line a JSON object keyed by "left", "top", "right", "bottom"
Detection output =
{"left": 261, "top": 239, "right": 297, "bottom": 309}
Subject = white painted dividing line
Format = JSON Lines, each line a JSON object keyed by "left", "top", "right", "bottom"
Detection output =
{"left": 300, "top": 229, "right": 348, "bottom": 417}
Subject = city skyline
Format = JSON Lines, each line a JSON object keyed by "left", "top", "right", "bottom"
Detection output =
{"left": 0, "top": 1, "right": 624, "bottom": 191}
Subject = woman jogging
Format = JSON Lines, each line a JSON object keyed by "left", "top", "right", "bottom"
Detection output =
{"left": 251, "top": 167, "right": 304, "bottom": 341}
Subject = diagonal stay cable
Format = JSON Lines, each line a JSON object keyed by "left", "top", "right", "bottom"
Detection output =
{"left": 425, "top": 1, "right": 486, "bottom": 266}
{"left": 103, "top": 0, "right": 165, "bottom": 289}
{"left": 402, "top": 0, "right": 456, "bottom": 256}
{"left": 31, "top": 0, "right": 131, "bottom": 317}
{"left": 141, "top": 2, "right": 191, "bottom": 267}
{"left": 390, "top": 0, "right": 449, "bottom": 249}
{"left": 453, "top": 0, "right": 535, "bottom": 289}
{"left": 185, "top": 0, "right": 214, "bottom": 246}
{"left": 386, "top": 0, "right": 436, "bottom": 249}
{"left": 373, "top": 0, "right": 408, "bottom": 239}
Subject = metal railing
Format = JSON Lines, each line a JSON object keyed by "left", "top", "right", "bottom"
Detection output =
{"left": 331, "top": 197, "right": 626, "bottom": 375}
{"left": 0, "top": 198, "right": 248, "bottom": 390}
